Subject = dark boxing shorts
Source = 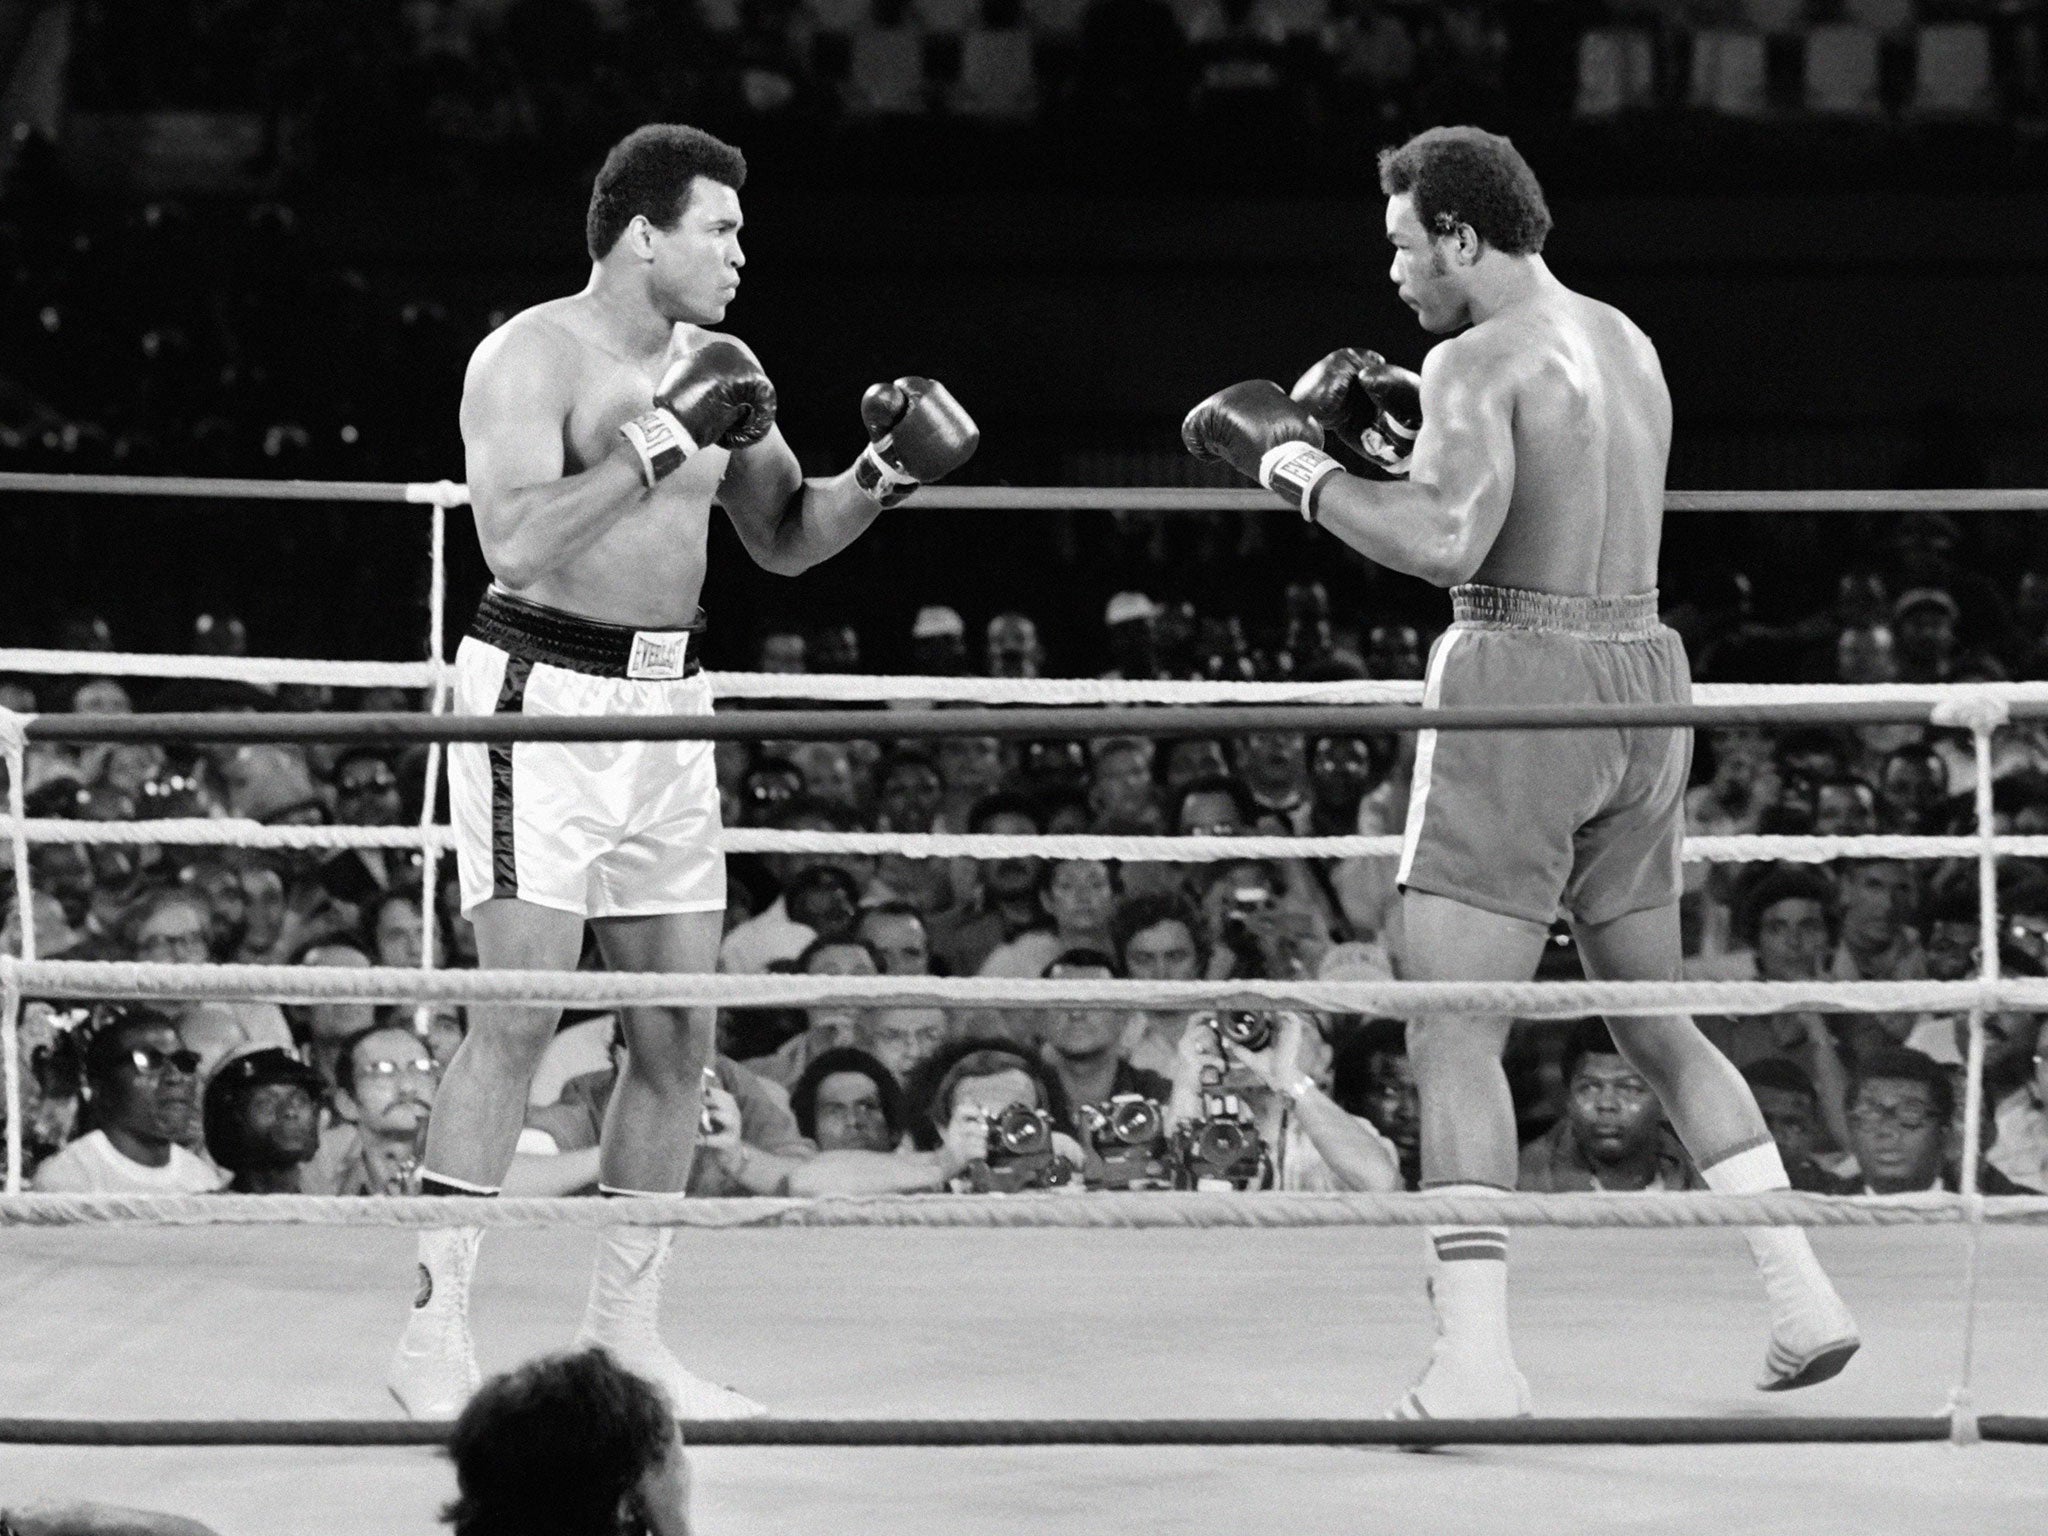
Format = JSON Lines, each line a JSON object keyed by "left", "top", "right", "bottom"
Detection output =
{"left": 1397, "top": 584, "right": 1692, "bottom": 928}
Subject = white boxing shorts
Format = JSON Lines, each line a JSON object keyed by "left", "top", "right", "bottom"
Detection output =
{"left": 448, "top": 586, "right": 725, "bottom": 919}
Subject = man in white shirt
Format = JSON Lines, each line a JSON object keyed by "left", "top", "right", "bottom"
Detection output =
{"left": 33, "top": 1007, "right": 225, "bottom": 1194}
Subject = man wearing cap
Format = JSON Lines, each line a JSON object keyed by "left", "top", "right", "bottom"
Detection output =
{"left": 1103, "top": 592, "right": 1162, "bottom": 679}
{"left": 202, "top": 1047, "right": 326, "bottom": 1194}
{"left": 1892, "top": 588, "right": 1963, "bottom": 684}
{"left": 909, "top": 605, "right": 969, "bottom": 674}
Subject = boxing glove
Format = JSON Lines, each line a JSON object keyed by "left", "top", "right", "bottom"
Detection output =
{"left": 618, "top": 340, "right": 777, "bottom": 487}
{"left": 1181, "top": 380, "right": 1343, "bottom": 519}
{"left": 854, "top": 377, "right": 980, "bottom": 508}
{"left": 1290, "top": 349, "right": 1421, "bottom": 475}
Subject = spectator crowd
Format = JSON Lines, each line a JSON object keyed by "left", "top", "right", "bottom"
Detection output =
{"left": 8, "top": 538, "right": 2048, "bottom": 1204}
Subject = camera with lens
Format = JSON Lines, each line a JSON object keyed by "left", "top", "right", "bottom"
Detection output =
{"left": 1215, "top": 1008, "right": 1275, "bottom": 1055}
{"left": 1171, "top": 1089, "right": 1271, "bottom": 1191}
{"left": 1078, "top": 1094, "right": 1170, "bottom": 1190}
{"left": 966, "top": 1103, "right": 1074, "bottom": 1194}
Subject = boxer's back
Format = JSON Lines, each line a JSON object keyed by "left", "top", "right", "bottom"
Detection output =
{"left": 1462, "top": 289, "right": 1671, "bottom": 598}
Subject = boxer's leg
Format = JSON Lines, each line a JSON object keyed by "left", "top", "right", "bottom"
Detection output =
{"left": 392, "top": 897, "right": 584, "bottom": 1418}
{"left": 1397, "top": 889, "right": 1550, "bottom": 1418}
{"left": 1575, "top": 902, "right": 1859, "bottom": 1390}
{"left": 574, "top": 908, "right": 763, "bottom": 1418}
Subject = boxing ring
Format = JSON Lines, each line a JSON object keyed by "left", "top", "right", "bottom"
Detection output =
{"left": 4, "top": 473, "right": 2048, "bottom": 1533}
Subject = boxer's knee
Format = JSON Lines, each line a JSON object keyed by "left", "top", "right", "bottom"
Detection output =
{"left": 462, "top": 1005, "right": 560, "bottom": 1074}
{"left": 616, "top": 1005, "right": 715, "bottom": 1093}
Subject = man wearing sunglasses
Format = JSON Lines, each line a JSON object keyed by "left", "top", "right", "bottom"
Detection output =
{"left": 31, "top": 1007, "right": 226, "bottom": 1194}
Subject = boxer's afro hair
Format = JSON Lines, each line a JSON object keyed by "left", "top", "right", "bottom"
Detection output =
{"left": 587, "top": 124, "right": 747, "bottom": 261}
{"left": 1377, "top": 126, "right": 1551, "bottom": 257}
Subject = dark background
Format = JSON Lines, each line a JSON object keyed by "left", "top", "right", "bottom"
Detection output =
{"left": 3, "top": 0, "right": 2046, "bottom": 673}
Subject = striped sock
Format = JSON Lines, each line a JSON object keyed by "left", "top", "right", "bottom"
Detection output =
{"left": 1424, "top": 1183, "right": 1511, "bottom": 1351}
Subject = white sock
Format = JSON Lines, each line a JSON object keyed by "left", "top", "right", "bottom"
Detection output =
{"left": 1424, "top": 1183, "right": 1511, "bottom": 1353}
{"left": 413, "top": 1227, "right": 482, "bottom": 1319}
{"left": 580, "top": 1207, "right": 675, "bottom": 1348}
{"left": 1700, "top": 1140, "right": 1838, "bottom": 1323}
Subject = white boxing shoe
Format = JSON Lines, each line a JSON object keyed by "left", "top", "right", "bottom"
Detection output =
{"left": 1392, "top": 1339, "right": 1533, "bottom": 1421}
{"left": 387, "top": 1302, "right": 482, "bottom": 1420}
{"left": 575, "top": 1330, "right": 767, "bottom": 1420}
{"left": 1758, "top": 1286, "right": 1860, "bottom": 1392}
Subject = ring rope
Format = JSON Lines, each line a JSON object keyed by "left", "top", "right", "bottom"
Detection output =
{"left": 0, "top": 649, "right": 437, "bottom": 688}
{"left": 1948, "top": 724, "right": 2003, "bottom": 1443}
{"left": 19, "top": 648, "right": 2048, "bottom": 711}
{"left": 3, "top": 1414, "right": 2039, "bottom": 1449}
{"left": 414, "top": 501, "right": 451, "bottom": 1010}
{"left": 5, "top": 470, "right": 2048, "bottom": 515}
{"left": 9, "top": 698, "right": 2044, "bottom": 748}
{"left": 2, "top": 1187, "right": 2045, "bottom": 1230}
{"left": 2, "top": 956, "right": 2040, "bottom": 1018}
{"left": 4, "top": 729, "right": 28, "bottom": 1195}
{"left": 9, "top": 818, "right": 2042, "bottom": 866}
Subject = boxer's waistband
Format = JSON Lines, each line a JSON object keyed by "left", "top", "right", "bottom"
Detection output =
{"left": 1449, "top": 584, "right": 1663, "bottom": 640}
{"left": 467, "top": 586, "right": 704, "bottom": 680}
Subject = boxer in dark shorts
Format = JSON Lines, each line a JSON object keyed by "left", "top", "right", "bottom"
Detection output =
{"left": 1184, "top": 126, "right": 1857, "bottom": 1417}
{"left": 1399, "top": 586, "right": 1691, "bottom": 929}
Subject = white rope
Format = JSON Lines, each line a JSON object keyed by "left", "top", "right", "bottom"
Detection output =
{"left": 1948, "top": 718, "right": 2000, "bottom": 1444}
{"left": 1, "top": 713, "right": 29, "bottom": 1197}
{"left": 9, "top": 653, "right": 2048, "bottom": 711}
{"left": 0, "top": 1186, "right": 2044, "bottom": 1231}
{"left": 2, "top": 962, "right": 20, "bottom": 1197}
{"left": 1932, "top": 695, "right": 2014, "bottom": 735}
{"left": 414, "top": 501, "right": 450, "bottom": 1021}
{"left": 7, "top": 818, "right": 2041, "bottom": 866}
{"left": 11, "top": 958, "right": 2048, "bottom": 1017}
{"left": 402, "top": 480, "right": 468, "bottom": 508}
{"left": 0, "top": 650, "right": 434, "bottom": 689}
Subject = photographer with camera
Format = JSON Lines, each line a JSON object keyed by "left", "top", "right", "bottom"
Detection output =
{"left": 1166, "top": 1009, "right": 1401, "bottom": 1193}
{"left": 699, "top": 1050, "right": 992, "bottom": 1196}
{"left": 923, "top": 1042, "right": 1087, "bottom": 1195}
{"left": 1038, "top": 950, "right": 1176, "bottom": 1189}
{"left": 1037, "top": 950, "right": 1173, "bottom": 1110}
{"left": 1198, "top": 859, "right": 1334, "bottom": 986}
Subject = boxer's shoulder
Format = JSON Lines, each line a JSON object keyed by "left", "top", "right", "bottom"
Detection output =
{"left": 673, "top": 322, "right": 761, "bottom": 367}
{"left": 464, "top": 299, "right": 590, "bottom": 395}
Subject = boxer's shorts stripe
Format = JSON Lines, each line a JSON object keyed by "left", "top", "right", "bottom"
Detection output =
{"left": 489, "top": 656, "right": 533, "bottom": 899}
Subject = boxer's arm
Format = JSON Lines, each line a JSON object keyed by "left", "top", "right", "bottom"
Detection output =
{"left": 461, "top": 324, "right": 649, "bottom": 590}
{"left": 1306, "top": 341, "right": 1517, "bottom": 588}
{"left": 716, "top": 431, "right": 885, "bottom": 578}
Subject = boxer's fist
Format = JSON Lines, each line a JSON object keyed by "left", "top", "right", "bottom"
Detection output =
{"left": 1291, "top": 349, "right": 1420, "bottom": 474}
{"left": 1181, "top": 381, "right": 1323, "bottom": 480}
{"left": 1357, "top": 353, "right": 1423, "bottom": 474}
{"left": 1182, "top": 381, "right": 1344, "bottom": 520}
{"left": 1290, "top": 349, "right": 1380, "bottom": 449}
{"left": 855, "top": 376, "right": 980, "bottom": 507}
{"left": 619, "top": 340, "right": 777, "bottom": 486}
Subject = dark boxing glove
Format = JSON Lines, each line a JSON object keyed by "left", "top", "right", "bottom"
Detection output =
{"left": 1289, "top": 349, "right": 1421, "bottom": 475}
{"left": 854, "top": 377, "right": 980, "bottom": 508}
{"left": 618, "top": 340, "right": 777, "bottom": 487}
{"left": 1180, "top": 380, "right": 1343, "bottom": 520}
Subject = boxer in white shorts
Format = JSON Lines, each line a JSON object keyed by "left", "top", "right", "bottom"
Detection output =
{"left": 389, "top": 123, "right": 978, "bottom": 1422}
{"left": 448, "top": 589, "right": 723, "bottom": 920}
